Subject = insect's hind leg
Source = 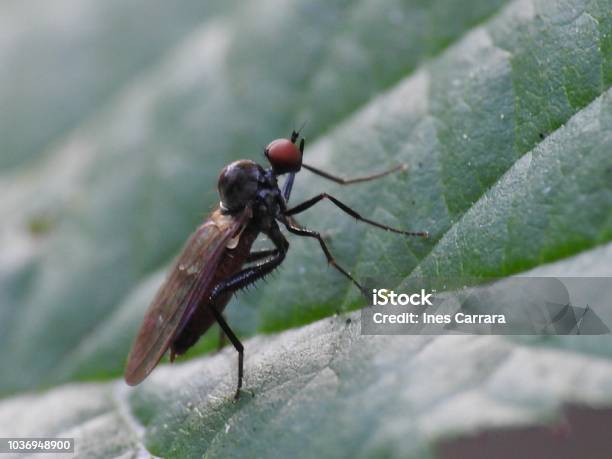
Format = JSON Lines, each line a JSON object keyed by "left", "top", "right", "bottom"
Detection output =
{"left": 209, "top": 251, "right": 284, "bottom": 399}
{"left": 217, "top": 320, "right": 228, "bottom": 351}
{"left": 208, "top": 224, "right": 289, "bottom": 399}
{"left": 246, "top": 249, "right": 278, "bottom": 263}
{"left": 209, "top": 240, "right": 287, "bottom": 302}
{"left": 207, "top": 304, "right": 244, "bottom": 400}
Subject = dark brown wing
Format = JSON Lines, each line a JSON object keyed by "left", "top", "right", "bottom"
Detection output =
{"left": 124, "top": 207, "right": 251, "bottom": 386}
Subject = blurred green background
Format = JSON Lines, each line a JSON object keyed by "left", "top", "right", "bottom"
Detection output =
{"left": 0, "top": 0, "right": 611, "bottom": 457}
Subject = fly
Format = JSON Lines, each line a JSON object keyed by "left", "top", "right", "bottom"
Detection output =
{"left": 124, "top": 130, "right": 428, "bottom": 398}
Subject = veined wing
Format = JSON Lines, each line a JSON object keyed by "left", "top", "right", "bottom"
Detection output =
{"left": 124, "top": 207, "right": 251, "bottom": 385}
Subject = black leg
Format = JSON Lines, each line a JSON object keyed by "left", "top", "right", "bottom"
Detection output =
{"left": 281, "top": 217, "right": 367, "bottom": 297}
{"left": 246, "top": 249, "right": 279, "bottom": 263}
{"left": 285, "top": 193, "right": 428, "bottom": 237}
{"left": 209, "top": 252, "right": 285, "bottom": 300}
{"left": 284, "top": 214, "right": 304, "bottom": 230}
{"left": 207, "top": 223, "right": 288, "bottom": 399}
{"left": 217, "top": 322, "right": 227, "bottom": 351}
{"left": 209, "top": 225, "right": 288, "bottom": 302}
{"left": 302, "top": 162, "right": 406, "bottom": 185}
{"left": 207, "top": 304, "right": 244, "bottom": 400}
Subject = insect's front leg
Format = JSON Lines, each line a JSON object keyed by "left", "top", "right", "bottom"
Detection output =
{"left": 301, "top": 162, "right": 406, "bottom": 185}
{"left": 206, "top": 305, "right": 243, "bottom": 400}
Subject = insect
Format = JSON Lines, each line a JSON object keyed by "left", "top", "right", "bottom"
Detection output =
{"left": 124, "top": 130, "right": 428, "bottom": 398}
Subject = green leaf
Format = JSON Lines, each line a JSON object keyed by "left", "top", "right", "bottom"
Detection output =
{"left": 2, "top": 243, "right": 612, "bottom": 458}
{"left": 1, "top": 0, "right": 612, "bottom": 456}
{"left": 0, "top": 0, "right": 233, "bottom": 171}
{"left": 0, "top": 0, "right": 514, "bottom": 395}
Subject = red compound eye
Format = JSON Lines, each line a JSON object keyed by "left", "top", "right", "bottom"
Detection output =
{"left": 265, "top": 138, "right": 302, "bottom": 174}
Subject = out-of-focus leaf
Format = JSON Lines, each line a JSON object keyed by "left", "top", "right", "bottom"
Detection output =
{"left": 0, "top": 0, "right": 233, "bottom": 170}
